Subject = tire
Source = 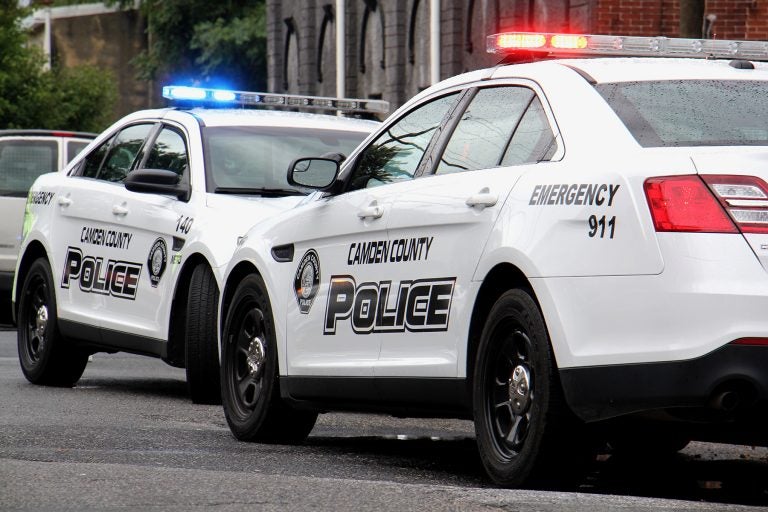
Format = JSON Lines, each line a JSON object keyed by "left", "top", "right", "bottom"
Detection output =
{"left": 185, "top": 264, "right": 222, "bottom": 405}
{"left": 17, "top": 258, "right": 88, "bottom": 386}
{"left": 473, "top": 289, "right": 585, "bottom": 488}
{"left": 221, "top": 273, "right": 317, "bottom": 443}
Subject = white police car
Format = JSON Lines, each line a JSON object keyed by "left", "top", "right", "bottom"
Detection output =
{"left": 217, "top": 32, "right": 768, "bottom": 486}
{"left": 13, "top": 86, "right": 382, "bottom": 403}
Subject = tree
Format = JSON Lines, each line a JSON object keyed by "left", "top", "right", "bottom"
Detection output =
{"left": 128, "top": 0, "right": 267, "bottom": 91}
{"left": 0, "top": 1, "right": 117, "bottom": 131}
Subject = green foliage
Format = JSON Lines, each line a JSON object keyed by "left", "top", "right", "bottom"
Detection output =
{"left": 0, "top": 0, "right": 117, "bottom": 131}
{"left": 131, "top": 0, "right": 267, "bottom": 90}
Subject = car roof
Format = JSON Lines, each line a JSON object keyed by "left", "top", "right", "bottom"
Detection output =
{"left": 549, "top": 57, "right": 768, "bottom": 83}
{"left": 0, "top": 129, "right": 97, "bottom": 139}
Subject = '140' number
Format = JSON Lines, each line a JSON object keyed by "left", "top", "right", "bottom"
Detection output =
{"left": 176, "top": 215, "right": 194, "bottom": 234}
{"left": 588, "top": 215, "right": 615, "bottom": 239}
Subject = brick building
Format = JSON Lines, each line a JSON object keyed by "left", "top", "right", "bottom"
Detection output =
{"left": 267, "top": 0, "right": 768, "bottom": 114}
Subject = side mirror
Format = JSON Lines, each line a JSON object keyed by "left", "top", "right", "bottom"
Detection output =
{"left": 287, "top": 158, "right": 339, "bottom": 191}
{"left": 124, "top": 168, "right": 190, "bottom": 201}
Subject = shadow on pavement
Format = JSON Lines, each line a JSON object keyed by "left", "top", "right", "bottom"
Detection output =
{"left": 305, "top": 435, "right": 768, "bottom": 506}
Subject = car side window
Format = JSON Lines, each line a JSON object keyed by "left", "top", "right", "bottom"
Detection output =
{"left": 96, "top": 124, "right": 155, "bottom": 183}
{"left": 436, "top": 86, "right": 557, "bottom": 174}
{"left": 501, "top": 96, "right": 558, "bottom": 166}
{"left": 143, "top": 126, "right": 188, "bottom": 176}
{"left": 346, "top": 93, "right": 459, "bottom": 192}
{"left": 80, "top": 135, "right": 114, "bottom": 179}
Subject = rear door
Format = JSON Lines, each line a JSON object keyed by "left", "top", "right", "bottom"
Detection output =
{"left": 377, "top": 83, "right": 563, "bottom": 377}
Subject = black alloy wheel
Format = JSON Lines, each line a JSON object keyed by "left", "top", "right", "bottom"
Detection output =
{"left": 221, "top": 274, "right": 316, "bottom": 443}
{"left": 17, "top": 258, "right": 88, "bottom": 386}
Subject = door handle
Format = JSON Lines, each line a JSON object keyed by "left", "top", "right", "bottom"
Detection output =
{"left": 466, "top": 187, "right": 498, "bottom": 209}
{"left": 357, "top": 202, "right": 383, "bottom": 220}
{"left": 57, "top": 196, "right": 72, "bottom": 207}
{"left": 112, "top": 204, "right": 129, "bottom": 216}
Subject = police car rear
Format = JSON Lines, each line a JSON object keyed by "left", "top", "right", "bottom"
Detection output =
{"left": 217, "top": 33, "right": 768, "bottom": 487}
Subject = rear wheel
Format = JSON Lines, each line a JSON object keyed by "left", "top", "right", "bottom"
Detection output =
{"left": 17, "top": 258, "right": 88, "bottom": 386}
{"left": 221, "top": 273, "right": 316, "bottom": 443}
{"left": 185, "top": 264, "right": 221, "bottom": 404}
{"left": 473, "top": 289, "right": 585, "bottom": 487}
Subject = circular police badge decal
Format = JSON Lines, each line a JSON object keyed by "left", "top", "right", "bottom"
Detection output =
{"left": 147, "top": 237, "right": 167, "bottom": 288}
{"left": 294, "top": 249, "right": 320, "bottom": 314}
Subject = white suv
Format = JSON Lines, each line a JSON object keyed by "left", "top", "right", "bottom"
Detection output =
{"left": 0, "top": 130, "right": 95, "bottom": 323}
{"left": 218, "top": 34, "right": 768, "bottom": 486}
{"left": 13, "top": 87, "right": 381, "bottom": 403}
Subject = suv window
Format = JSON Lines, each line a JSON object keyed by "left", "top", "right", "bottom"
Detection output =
{"left": 144, "top": 126, "right": 188, "bottom": 176}
{"left": 0, "top": 139, "right": 57, "bottom": 197}
{"left": 436, "top": 87, "right": 557, "bottom": 174}
{"left": 66, "top": 140, "right": 90, "bottom": 163}
{"left": 347, "top": 93, "right": 459, "bottom": 192}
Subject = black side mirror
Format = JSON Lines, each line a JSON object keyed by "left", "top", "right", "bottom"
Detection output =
{"left": 287, "top": 158, "right": 340, "bottom": 191}
{"left": 124, "top": 168, "right": 190, "bottom": 201}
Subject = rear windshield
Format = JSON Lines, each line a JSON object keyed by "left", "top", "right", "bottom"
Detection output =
{"left": 596, "top": 80, "right": 768, "bottom": 147}
{"left": 202, "top": 126, "right": 369, "bottom": 193}
{"left": 0, "top": 139, "right": 57, "bottom": 197}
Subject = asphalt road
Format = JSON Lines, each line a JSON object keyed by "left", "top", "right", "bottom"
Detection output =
{"left": 1, "top": 325, "right": 767, "bottom": 511}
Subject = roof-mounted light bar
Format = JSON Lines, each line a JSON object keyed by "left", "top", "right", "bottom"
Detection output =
{"left": 162, "top": 85, "right": 390, "bottom": 115}
{"left": 487, "top": 31, "right": 768, "bottom": 61}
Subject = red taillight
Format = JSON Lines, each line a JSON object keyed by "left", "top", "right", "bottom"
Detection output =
{"left": 644, "top": 175, "right": 738, "bottom": 233}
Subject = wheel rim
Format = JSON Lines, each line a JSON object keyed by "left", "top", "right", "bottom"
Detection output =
{"left": 23, "top": 274, "right": 49, "bottom": 364}
{"left": 226, "top": 301, "right": 268, "bottom": 415}
{"left": 485, "top": 326, "right": 534, "bottom": 460}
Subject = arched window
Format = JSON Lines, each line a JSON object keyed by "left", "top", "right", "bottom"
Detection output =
{"left": 282, "top": 17, "right": 299, "bottom": 92}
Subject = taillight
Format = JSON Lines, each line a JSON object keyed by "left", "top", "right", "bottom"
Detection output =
{"left": 644, "top": 175, "right": 738, "bottom": 233}
{"left": 700, "top": 175, "right": 768, "bottom": 234}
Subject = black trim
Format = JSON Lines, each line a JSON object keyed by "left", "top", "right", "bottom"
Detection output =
{"left": 59, "top": 319, "right": 165, "bottom": 358}
{"left": 172, "top": 237, "right": 185, "bottom": 251}
{"left": 282, "top": 376, "right": 471, "bottom": 417}
{"left": 0, "top": 271, "right": 12, "bottom": 294}
{"left": 271, "top": 243, "right": 294, "bottom": 262}
{"left": 560, "top": 344, "right": 768, "bottom": 422}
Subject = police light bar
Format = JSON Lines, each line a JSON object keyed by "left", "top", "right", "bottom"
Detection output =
{"left": 162, "top": 85, "right": 390, "bottom": 114}
{"left": 487, "top": 32, "right": 768, "bottom": 61}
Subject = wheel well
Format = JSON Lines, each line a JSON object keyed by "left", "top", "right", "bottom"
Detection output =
{"left": 14, "top": 241, "right": 48, "bottom": 322}
{"left": 220, "top": 261, "right": 260, "bottom": 338}
{"left": 166, "top": 254, "right": 216, "bottom": 368}
{"left": 466, "top": 263, "right": 535, "bottom": 392}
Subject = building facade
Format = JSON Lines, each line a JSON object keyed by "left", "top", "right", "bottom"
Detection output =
{"left": 267, "top": 0, "right": 768, "bottom": 114}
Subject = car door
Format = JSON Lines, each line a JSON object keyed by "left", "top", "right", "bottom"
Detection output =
{"left": 54, "top": 123, "right": 157, "bottom": 333}
{"left": 376, "top": 83, "right": 563, "bottom": 378}
{"left": 96, "top": 123, "right": 194, "bottom": 343}
{"left": 284, "top": 92, "right": 462, "bottom": 378}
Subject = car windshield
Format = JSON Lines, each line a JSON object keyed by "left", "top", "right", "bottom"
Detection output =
{"left": 595, "top": 79, "right": 768, "bottom": 147}
{"left": 202, "top": 126, "right": 369, "bottom": 194}
{"left": 0, "top": 139, "right": 57, "bottom": 197}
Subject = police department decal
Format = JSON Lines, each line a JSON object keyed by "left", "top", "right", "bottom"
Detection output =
{"left": 294, "top": 249, "right": 320, "bottom": 314}
{"left": 147, "top": 238, "right": 167, "bottom": 287}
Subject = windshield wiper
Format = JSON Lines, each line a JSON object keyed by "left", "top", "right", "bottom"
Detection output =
{"left": 214, "top": 187, "right": 306, "bottom": 197}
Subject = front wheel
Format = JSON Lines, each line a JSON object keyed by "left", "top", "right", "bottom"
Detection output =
{"left": 17, "top": 258, "right": 88, "bottom": 386}
{"left": 473, "top": 289, "right": 584, "bottom": 487}
{"left": 221, "top": 273, "right": 316, "bottom": 443}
